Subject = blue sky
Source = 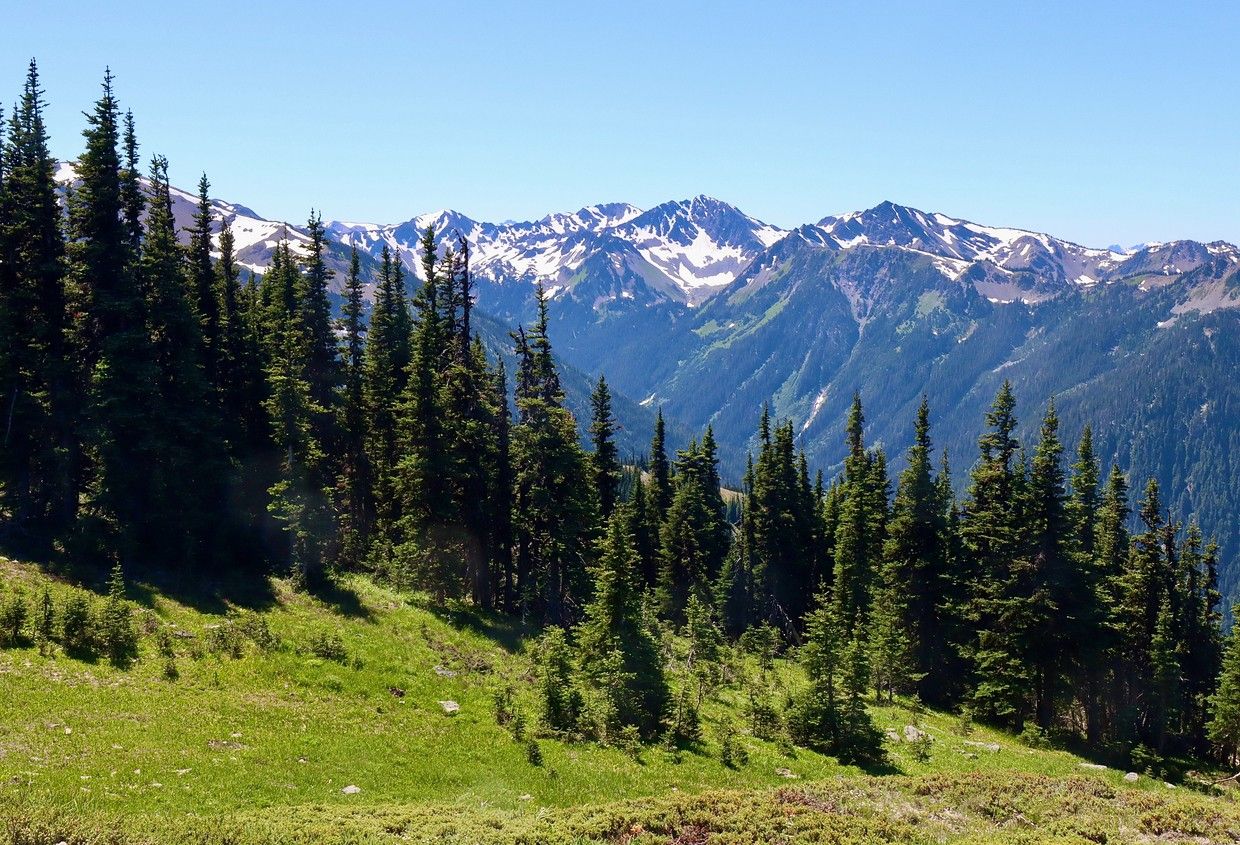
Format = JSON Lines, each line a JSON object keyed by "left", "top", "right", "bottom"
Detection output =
{"left": 3, "top": 1, "right": 1238, "bottom": 246}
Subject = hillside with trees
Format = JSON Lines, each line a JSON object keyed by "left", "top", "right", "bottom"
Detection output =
{"left": 4, "top": 62, "right": 1240, "bottom": 844}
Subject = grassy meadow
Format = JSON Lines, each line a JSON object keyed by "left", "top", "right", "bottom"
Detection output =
{"left": 1, "top": 556, "right": 1237, "bottom": 844}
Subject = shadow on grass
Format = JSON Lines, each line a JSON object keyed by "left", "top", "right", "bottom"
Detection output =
{"left": 0, "top": 537, "right": 279, "bottom": 615}
{"left": 305, "top": 575, "right": 375, "bottom": 622}
{"left": 428, "top": 601, "right": 540, "bottom": 653}
{"left": 857, "top": 758, "right": 903, "bottom": 776}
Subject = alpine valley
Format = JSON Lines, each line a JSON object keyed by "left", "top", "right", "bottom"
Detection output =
{"left": 73, "top": 171, "right": 1240, "bottom": 597}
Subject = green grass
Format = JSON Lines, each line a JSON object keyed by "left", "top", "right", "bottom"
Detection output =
{"left": 2, "top": 557, "right": 1237, "bottom": 844}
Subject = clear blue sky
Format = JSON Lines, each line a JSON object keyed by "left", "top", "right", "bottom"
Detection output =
{"left": 3, "top": 1, "right": 1238, "bottom": 246}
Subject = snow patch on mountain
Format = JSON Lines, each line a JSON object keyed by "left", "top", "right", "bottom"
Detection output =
{"left": 330, "top": 195, "right": 787, "bottom": 306}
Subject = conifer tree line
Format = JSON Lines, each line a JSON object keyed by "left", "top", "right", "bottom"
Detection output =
{"left": 2, "top": 64, "right": 1238, "bottom": 767}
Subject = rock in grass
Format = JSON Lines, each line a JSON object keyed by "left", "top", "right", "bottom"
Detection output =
{"left": 962, "top": 740, "right": 1000, "bottom": 752}
{"left": 903, "top": 725, "right": 926, "bottom": 742}
{"left": 1124, "top": 772, "right": 1139, "bottom": 782}
{"left": 439, "top": 700, "right": 460, "bottom": 714}
{"left": 433, "top": 665, "right": 458, "bottom": 678}
{"left": 342, "top": 784, "right": 361, "bottom": 794}
{"left": 775, "top": 768, "right": 799, "bottom": 779}
{"left": 1079, "top": 763, "right": 1107, "bottom": 770}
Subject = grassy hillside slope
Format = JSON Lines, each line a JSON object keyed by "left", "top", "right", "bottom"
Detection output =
{"left": 1, "top": 558, "right": 1236, "bottom": 844}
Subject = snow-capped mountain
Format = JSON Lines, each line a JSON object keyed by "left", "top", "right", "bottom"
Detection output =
{"left": 53, "top": 162, "right": 362, "bottom": 283}
{"left": 808, "top": 200, "right": 1240, "bottom": 307}
{"left": 328, "top": 195, "right": 785, "bottom": 307}
{"left": 53, "top": 159, "right": 1240, "bottom": 320}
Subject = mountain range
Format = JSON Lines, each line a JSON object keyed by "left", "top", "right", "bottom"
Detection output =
{"left": 53, "top": 166, "right": 1240, "bottom": 596}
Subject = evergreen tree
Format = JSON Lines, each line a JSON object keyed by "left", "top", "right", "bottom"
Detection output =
{"left": 830, "top": 395, "right": 877, "bottom": 635}
{"left": 299, "top": 210, "right": 339, "bottom": 439}
{"left": 1116, "top": 479, "right": 1167, "bottom": 744}
{"left": 788, "top": 592, "right": 882, "bottom": 763}
{"left": 510, "top": 285, "right": 598, "bottom": 623}
{"left": 626, "top": 475, "right": 660, "bottom": 590}
{"left": 1022, "top": 399, "right": 1082, "bottom": 729}
{"left": 658, "top": 438, "right": 729, "bottom": 623}
{"left": 648, "top": 408, "right": 672, "bottom": 521}
{"left": 100, "top": 563, "right": 136, "bottom": 668}
{"left": 363, "top": 246, "right": 410, "bottom": 538}
{"left": 394, "top": 227, "right": 455, "bottom": 596}
{"left": 69, "top": 71, "right": 159, "bottom": 565}
{"left": 535, "top": 626, "right": 581, "bottom": 731}
{"left": 0, "top": 60, "right": 78, "bottom": 545}
{"left": 142, "top": 155, "right": 226, "bottom": 566}
{"left": 588, "top": 375, "right": 622, "bottom": 520}
{"left": 336, "top": 248, "right": 372, "bottom": 567}
{"left": 576, "top": 514, "right": 669, "bottom": 738}
{"left": 262, "top": 243, "right": 330, "bottom": 581}
{"left": 186, "top": 173, "right": 222, "bottom": 392}
{"left": 1208, "top": 630, "right": 1240, "bottom": 765}
{"left": 961, "top": 381, "right": 1029, "bottom": 727}
{"left": 879, "top": 397, "right": 949, "bottom": 704}
{"left": 1094, "top": 464, "right": 1131, "bottom": 739}
{"left": 118, "top": 110, "right": 143, "bottom": 249}
{"left": 752, "top": 418, "right": 819, "bottom": 634}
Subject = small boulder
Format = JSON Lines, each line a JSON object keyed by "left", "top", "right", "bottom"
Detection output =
{"left": 433, "top": 665, "right": 458, "bottom": 678}
{"left": 775, "top": 768, "right": 799, "bottom": 779}
{"left": 903, "top": 725, "right": 926, "bottom": 742}
{"left": 1079, "top": 763, "right": 1107, "bottom": 771}
{"left": 439, "top": 700, "right": 460, "bottom": 715}
{"left": 962, "top": 740, "right": 1000, "bottom": 752}
{"left": 1123, "top": 771, "right": 1139, "bottom": 782}
{"left": 342, "top": 784, "right": 362, "bottom": 794}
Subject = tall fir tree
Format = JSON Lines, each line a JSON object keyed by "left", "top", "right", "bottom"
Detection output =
{"left": 69, "top": 71, "right": 160, "bottom": 565}
{"left": 830, "top": 394, "right": 878, "bottom": 636}
{"left": 588, "top": 375, "right": 622, "bottom": 521}
{"left": 510, "top": 284, "right": 598, "bottom": 623}
{"left": 186, "top": 173, "right": 222, "bottom": 393}
{"left": 262, "top": 242, "right": 331, "bottom": 580}
{"left": 336, "top": 247, "right": 372, "bottom": 568}
{"left": 961, "top": 381, "right": 1029, "bottom": 726}
{"left": 576, "top": 513, "right": 669, "bottom": 738}
{"left": 879, "top": 397, "right": 949, "bottom": 704}
{"left": 141, "top": 155, "right": 226, "bottom": 567}
{"left": 0, "top": 60, "right": 79, "bottom": 545}
{"left": 648, "top": 408, "right": 672, "bottom": 521}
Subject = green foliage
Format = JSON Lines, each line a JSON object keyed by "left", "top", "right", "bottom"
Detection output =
{"left": 535, "top": 626, "right": 581, "bottom": 733}
{"left": 663, "top": 676, "right": 703, "bottom": 746}
{"left": 307, "top": 631, "right": 348, "bottom": 663}
{"left": 788, "top": 595, "right": 884, "bottom": 765}
{"left": 0, "top": 588, "right": 28, "bottom": 645}
{"left": 524, "top": 738, "right": 543, "bottom": 766}
{"left": 744, "top": 680, "right": 784, "bottom": 741}
{"left": 909, "top": 729, "right": 933, "bottom": 763}
{"left": 207, "top": 622, "right": 245, "bottom": 659}
{"left": 59, "top": 593, "right": 94, "bottom": 656}
{"left": 740, "top": 622, "right": 781, "bottom": 676}
{"left": 576, "top": 515, "right": 669, "bottom": 738}
{"left": 1208, "top": 630, "right": 1240, "bottom": 763}
{"left": 1018, "top": 724, "right": 1051, "bottom": 749}
{"left": 32, "top": 587, "right": 54, "bottom": 651}
{"left": 100, "top": 564, "right": 136, "bottom": 668}
{"left": 717, "top": 717, "right": 749, "bottom": 768}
